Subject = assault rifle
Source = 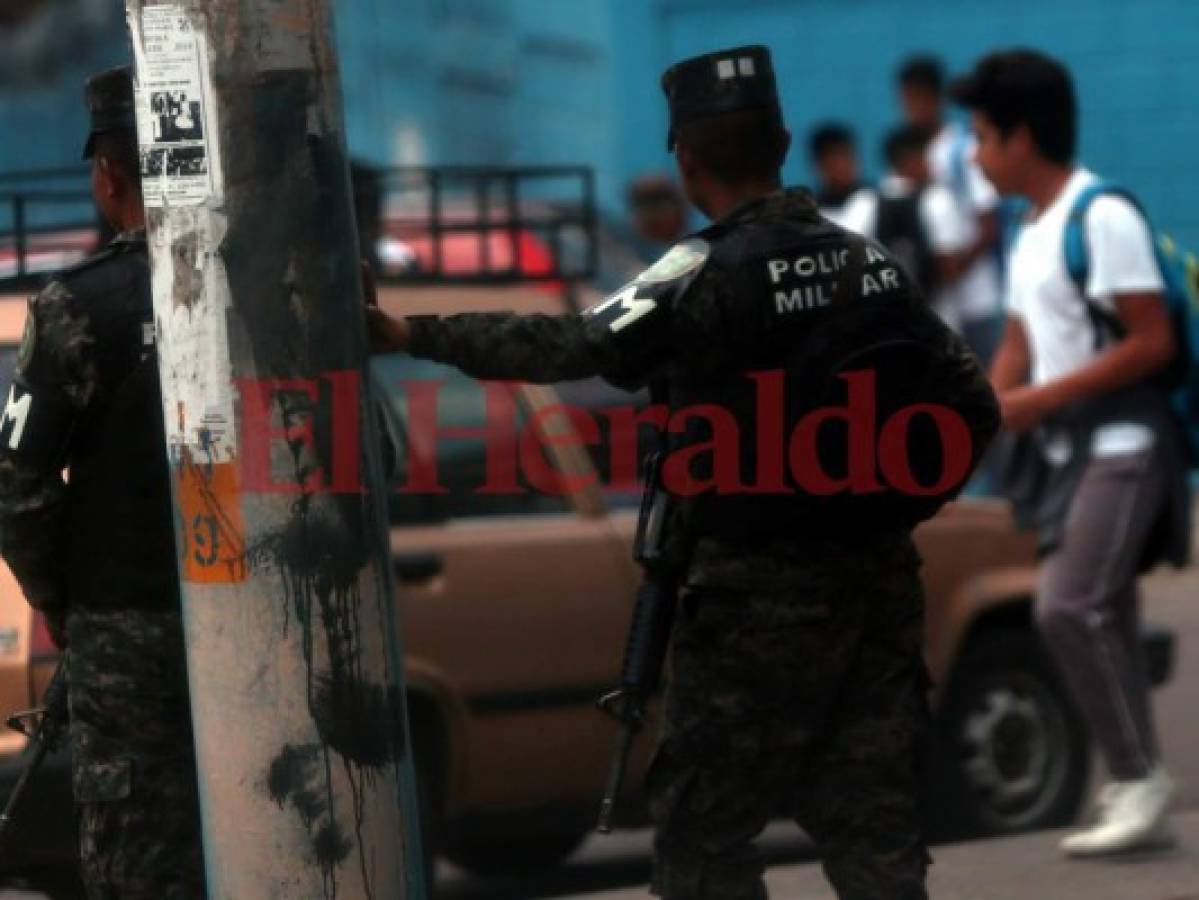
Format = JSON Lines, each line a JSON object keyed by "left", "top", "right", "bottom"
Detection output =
{"left": 596, "top": 453, "right": 677, "bottom": 833}
{"left": 0, "top": 657, "right": 69, "bottom": 848}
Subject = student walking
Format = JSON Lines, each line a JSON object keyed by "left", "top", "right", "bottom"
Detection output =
{"left": 953, "top": 48, "right": 1190, "bottom": 857}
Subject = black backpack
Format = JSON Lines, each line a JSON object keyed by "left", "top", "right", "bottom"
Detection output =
{"left": 874, "top": 187, "right": 939, "bottom": 296}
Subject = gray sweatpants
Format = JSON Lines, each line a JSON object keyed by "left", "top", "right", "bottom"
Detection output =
{"left": 1036, "top": 447, "right": 1165, "bottom": 781}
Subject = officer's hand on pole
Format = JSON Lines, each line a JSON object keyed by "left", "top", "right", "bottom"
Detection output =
{"left": 360, "top": 259, "right": 411, "bottom": 354}
{"left": 360, "top": 259, "right": 378, "bottom": 309}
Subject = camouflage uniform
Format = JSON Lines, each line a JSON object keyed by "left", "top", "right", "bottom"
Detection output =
{"left": 648, "top": 535, "right": 930, "bottom": 900}
{"left": 68, "top": 608, "right": 204, "bottom": 899}
{"left": 405, "top": 182, "right": 997, "bottom": 899}
{"left": 0, "top": 232, "right": 206, "bottom": 899}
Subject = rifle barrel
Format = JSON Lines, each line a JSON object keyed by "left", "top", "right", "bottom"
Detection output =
{"left": 0, "top": 658, "right": 69, "bottom": 852}
{"left": 597, "top": 719, "right": 638, "bottom": 834}
{"left": 0, "top": 739, "right": 51, "bottom": 846}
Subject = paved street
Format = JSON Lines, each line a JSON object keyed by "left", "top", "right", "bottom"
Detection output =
{"left": 436, "top": 562, "right": 1199, "bottom": 900}
{"left": 4, "top": 564, "right": 1197, "bottom": 899}
{"left": 572, "top": 812, "right": 1199, "bottom": 900}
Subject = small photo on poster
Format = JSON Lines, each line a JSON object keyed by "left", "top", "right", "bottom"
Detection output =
{"left": 142, "top": 147, "right": 166, "bottom": 178}
{"left": 149, "top": 90, "right": 204, "bottom": 143}
{"left": 166, "top": 146, "right": 208, "bottom": 177}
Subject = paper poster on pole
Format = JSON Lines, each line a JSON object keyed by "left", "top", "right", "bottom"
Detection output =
{"left": 130, "top": 6, "right": 222, "bottom": 207}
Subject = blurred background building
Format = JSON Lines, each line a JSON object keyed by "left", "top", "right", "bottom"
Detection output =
{"left": 0, "top": 0, "right": 126, "bottom": 164}
{"left": 0, "top": 0, "right": 1196, "bottom": 247}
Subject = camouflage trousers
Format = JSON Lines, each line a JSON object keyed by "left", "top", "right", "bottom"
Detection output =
{"left": 647, "top": 534, "right": 932, "bottom": 900}
{"left": 66, "top": 607, "right": 206, "bottom": 900}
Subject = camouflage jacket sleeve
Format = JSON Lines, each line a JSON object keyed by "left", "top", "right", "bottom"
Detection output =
{"left": 406, "top": 239, "right": 719, "bottom": 388}
{"left": 0, "top": 280, "right": 95, "bottom": 614}
{"left": 407, "top": 311, "right": 635, "bottom": 384}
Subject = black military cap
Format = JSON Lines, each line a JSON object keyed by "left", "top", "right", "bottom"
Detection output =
{"left": 83, "top": 66, "right": 137, "bottom": 160}
{"left": 661, "top": 45, "right": 781, "bottom": 151}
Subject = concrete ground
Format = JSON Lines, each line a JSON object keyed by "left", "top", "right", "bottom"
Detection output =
{"left": 437, "top": 560, "right": 1199, "bottom": 900}
{"left": 6, "top": 544, "right": 1199, "bottom": 899}
{"left": 566, "top": 811, "right": 1199, "bottom": 900}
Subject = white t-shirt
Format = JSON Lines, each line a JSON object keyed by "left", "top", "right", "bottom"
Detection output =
{"left": 815, "top": 177, "right": 954, "bottom": 321}
{"left": 871, "top": 175, "right": 963, "bottom": 328}
{"left": 820, "top": 178, "right": 955, "bottom": 250}
{"left": 818, "top": 187, "right": 877, "bottom": 237}
{"left": 1006, "top": 167, "right": 1165, "bottom": 455}
{"left": 926, "top": 122, "right": 1003, "bottom": 323}
{"left": 869, "top": 175, "right": 955, "bottom": 238}
{"left": 928, "top": 122, "right": 1000, "bottom": 216}
{"left": 819, "top": 178, "right": 965, "bottom": 328}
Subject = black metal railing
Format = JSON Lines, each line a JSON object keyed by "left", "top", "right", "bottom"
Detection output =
{"left": 0, "top": 166, "right": 96, "bottom": 291}
{"left": 0, "top": 164, "right": 598, "bottom": 292}
{"left": 370, "top": 165, "right": 597, "bottom": 285}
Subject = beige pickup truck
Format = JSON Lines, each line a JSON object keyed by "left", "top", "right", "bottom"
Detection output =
{"left": 0, "top": 282, "right": 1174, "bottom": 893}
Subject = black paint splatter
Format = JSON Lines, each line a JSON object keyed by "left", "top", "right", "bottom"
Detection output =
{"left": 267, "top": 742, "right": 352, "bottom": 893}
{"left": 313, "top": 820, "right": 354, "bottom": 868}
{"left": 267, "top": 744, "right": 326, "bottom": 829}
{"left": 313, "top": 675, "right": 406, "bottom": 769}
{"left": 250, "top": 437, "right": 405, "bottom": 899}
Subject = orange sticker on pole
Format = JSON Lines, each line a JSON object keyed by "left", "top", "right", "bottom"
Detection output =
{"left": 175, "top": 451, "right": 248, "bottom": 583}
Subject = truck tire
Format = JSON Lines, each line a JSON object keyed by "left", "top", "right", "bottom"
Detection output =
{"left": 412, "top": 729, "right": 442, "bottom": 896}
{"left": 28, "top": 869, "right": 86, "bottom": 899}
{"left": 445, "top": 827, "right": 589, "bottom": 877}
{"left": 926, "top": 628, "right": 1089, "bottom": 840}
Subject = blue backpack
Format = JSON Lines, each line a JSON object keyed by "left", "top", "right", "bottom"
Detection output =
{"left": 1063, "top": 182, "right": 1199, "bottom": 464}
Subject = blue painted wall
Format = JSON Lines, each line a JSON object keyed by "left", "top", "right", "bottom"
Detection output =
{"left": 648, "top": 0, "right": 1199, "bottom": 247}
{"left": 0, "top": 0, "right": 127, "bottom": 174}
{"left": 3, "top": 0, "right": 1197, "bottom": 247}
{"left": 331, "top": 0, "right": 1199, "bottom": 248}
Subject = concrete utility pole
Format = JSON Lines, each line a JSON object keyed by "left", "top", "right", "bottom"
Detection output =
{"left": 123, "top": 2, "right": 422, "bottom": 897}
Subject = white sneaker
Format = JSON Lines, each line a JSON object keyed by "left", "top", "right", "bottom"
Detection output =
{"left": 1094, "top": 780, "right": 1125, "bottom": 813}
{"left": 1060, "top": 766, "right": 1176, "bottom": 857}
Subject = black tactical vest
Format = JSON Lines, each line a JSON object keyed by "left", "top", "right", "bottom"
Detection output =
{"left": 665, "top": 190, "right": 999, "bottom": 541}
{"left": 59, "top": 234, "right": 180, "bottom": 610}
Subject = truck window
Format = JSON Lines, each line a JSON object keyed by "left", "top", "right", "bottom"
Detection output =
{"left": 371, "top": 353, "right": 571, "bottom": 523}
{"left": 552, "top": 377, "right": 656, "bottom": 509}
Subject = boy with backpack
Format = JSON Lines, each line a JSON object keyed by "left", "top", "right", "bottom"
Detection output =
{"left": 877, "top": 123, "right": 955, "bottom": 318}
{"left": 808, "top": 121, "right": 945, "bottom": 300}
{"left": 952, "top": 49, "right": 1191, "bottom": 857}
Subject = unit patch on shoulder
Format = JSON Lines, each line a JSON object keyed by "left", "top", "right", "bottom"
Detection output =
{"left": 637, "top": 238, "right": 710, "bottom": 285}
{"left": 16, "top": 304, "right": 36, "bottom": 372}
{"left": 583, "top": 238, "right": 711, "bottom": 335}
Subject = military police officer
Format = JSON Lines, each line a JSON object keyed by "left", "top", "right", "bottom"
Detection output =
{"left": 368, "top": 46, "right": 998, "bottom": 900}
{"left": 0, "top": 68, "right": 206, "bottom": 898}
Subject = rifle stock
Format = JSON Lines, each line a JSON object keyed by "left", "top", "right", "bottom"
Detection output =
{"left": 0, "top": 656, "right": 69, "bottom": 851}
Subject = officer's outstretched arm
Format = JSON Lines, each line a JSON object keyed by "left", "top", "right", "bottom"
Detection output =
{"left": 404, "top": 240, "right": 712, "bottom": 387}
{"left": 0, "top": 285, "right": 90, "bottom": 616}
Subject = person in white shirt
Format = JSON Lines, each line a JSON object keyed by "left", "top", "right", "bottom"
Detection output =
{"left": 807, "top": 122, "right": 875, "bottom": 236}
{"left": 876, "top": 124, "right": 971, "bottom": 326}
{"left": 808, "top": 123, "right": 952, "bottom": 303}
{"left": 898, "top": 55, "right": 1004, "bottom": 366}
{"left": 953, "top": 49, "right": 1188, "bottom": 858}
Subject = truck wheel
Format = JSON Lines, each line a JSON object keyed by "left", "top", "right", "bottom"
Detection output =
{"left": 412, "top": 733, "right": 441, "bottom": 896}
{"left": 927, "top": 628, "right": 1089, "bottom": 840}
{"left": 28, "top": 869, "right": 86, "bottom": 900}
{"left": 445, "top": 827, "right": 589, "bottom": 877}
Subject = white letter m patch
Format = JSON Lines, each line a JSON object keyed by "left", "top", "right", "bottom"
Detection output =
{"left": 1, "top": 386, "right": 32, "bottom": 450}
